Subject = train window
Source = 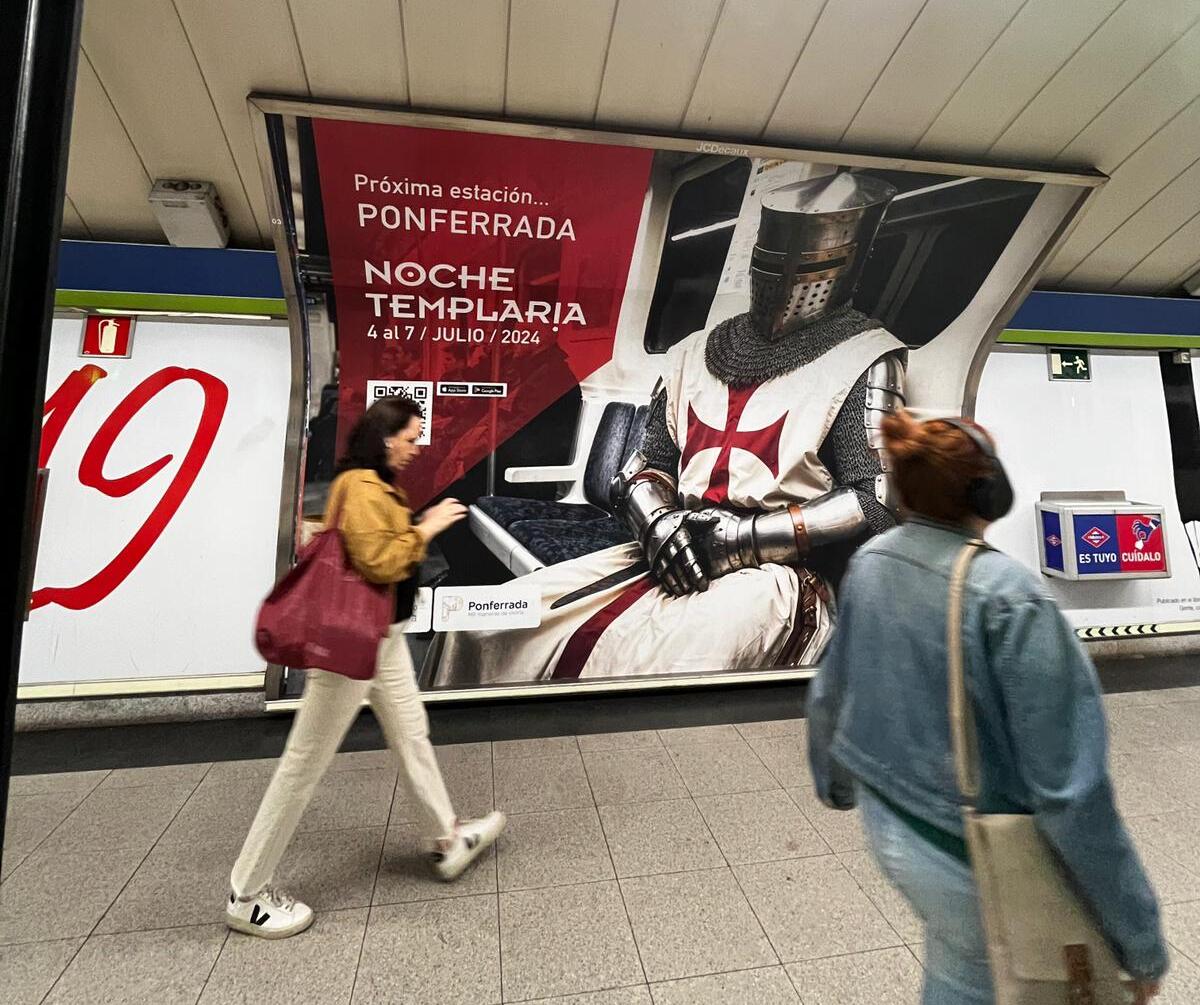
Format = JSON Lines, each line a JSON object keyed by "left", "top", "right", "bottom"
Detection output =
{"left": 644, "top": 158, "right": 751, "bottom": 354}
{"left": 853, "top": 172, "right": 1040, "bottom": 348}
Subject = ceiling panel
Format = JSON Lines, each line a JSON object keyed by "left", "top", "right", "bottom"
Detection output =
{"left": 1042, "top": 97, "right": 1200, "bottom": 282}
{"left": 764, "top": 0, "right": 924, "bottom": 147}
{"left": 64, "top": 54, "right": 160, "bottom": 242}
{"left": 288, "top": 0, "right": 409, "bottom": 106}
{"left": 916, "top": 0, "right": 1122, "bottom": 158}
{"left": 54, "top": 0, "right": 1200, "bottom": 293}
{"left": 506, "top": 0, "right": 616, "bottom": 121}
{"left": 842, "top": 0, "right": 1025, "bottom": 150}
{"left": 1064, "top": 157, "right": 1200, "bottom": 286}
{"left": 595, "top": 0, "right": 723, "bottom": 131}
{"left": 61, "top": 197, "right": 91, "bottom": 240}
{"left": 402, "top": 0, "right": 507, "bottom": 114}
{"left": 174, "top": 0, "right": 310, "bottom": 242}
{"left": 681, "top": 0, "right": 824, "bottom": 137}
{"left": 1055, "top": 19, "right": 1200, "bottom": 172}
{"left": 989, "top": 0, "right": 1200, "bottom": 162}
{"left": 1115, "top": 210, "right": 1200, "bottom": 292}
{"left": 79, "top": 0, "right": 260, "bottom": 244}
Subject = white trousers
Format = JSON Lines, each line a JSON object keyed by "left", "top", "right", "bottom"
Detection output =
{"left": 230, "top": 627, "right": 457, "bottom": 898}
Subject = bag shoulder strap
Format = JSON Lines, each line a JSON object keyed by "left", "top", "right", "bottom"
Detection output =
{"left": 948, "top": 539, "right": 988, "bottom": 806}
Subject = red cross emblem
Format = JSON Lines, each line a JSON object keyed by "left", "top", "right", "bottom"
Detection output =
{"left": 680, "top": 385, "right": 787, "bottom": 505}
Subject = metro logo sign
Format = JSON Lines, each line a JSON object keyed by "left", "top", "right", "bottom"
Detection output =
{"left": 1075, "top": 516, "right": 1120, "bottom": 574}
{"left": 1041, "top": 509, "right": 1065, "bottom": 572}
{"left": 1075, "top": 513, "right": 1168, "bottom": 576}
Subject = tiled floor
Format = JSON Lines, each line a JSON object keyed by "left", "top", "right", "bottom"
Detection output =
{"left": 6, "top": 690, "right": 1200, "bottom": 1002}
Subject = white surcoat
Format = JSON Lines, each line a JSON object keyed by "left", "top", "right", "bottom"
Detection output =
{"left": 434, "top": 326, "right": 903, "bottom": 687}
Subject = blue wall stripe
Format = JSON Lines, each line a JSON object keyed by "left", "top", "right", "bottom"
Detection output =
{"left": 56, "top": 241, "right": 284, "bottom": 299}
{"left": 1010, "top": 290, "right": 1200, "bottom": 337}
{"left": 55, "top": 242, "right": 1200, "bottom": 334}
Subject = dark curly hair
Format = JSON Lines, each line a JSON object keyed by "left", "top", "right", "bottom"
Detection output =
{"left": 335, "top": 396, "right": 423, "bottom": 482}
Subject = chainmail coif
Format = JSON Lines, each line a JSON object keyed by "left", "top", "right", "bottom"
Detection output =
{"left": 705, "top": 305, "right": 885, "bottom": 388}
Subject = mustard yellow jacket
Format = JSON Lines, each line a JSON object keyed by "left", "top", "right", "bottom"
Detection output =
{"left": 324, "top": 469, "right": 427, "bottom": 585}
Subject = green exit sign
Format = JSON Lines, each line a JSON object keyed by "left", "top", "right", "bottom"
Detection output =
{"left": 1048, "top": 347, "right": 1090, "bottom": 381}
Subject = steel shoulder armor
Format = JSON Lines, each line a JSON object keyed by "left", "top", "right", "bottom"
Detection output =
{"left": 864, "top": 350, "right": 907, "bottom": 515}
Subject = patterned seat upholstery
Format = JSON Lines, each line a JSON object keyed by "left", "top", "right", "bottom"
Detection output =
{"left": 473, "top": 495, "right": 606, "bottom": 529}
{"left": 507, "top": 516, "right": 633, "bottom": 567}
{"left": 472, "top": 401, "right": 648, "bottom": 569}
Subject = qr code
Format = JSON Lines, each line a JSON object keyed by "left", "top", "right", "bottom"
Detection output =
{"left": 365, "top": 380, "right": 433, "bottom": 445}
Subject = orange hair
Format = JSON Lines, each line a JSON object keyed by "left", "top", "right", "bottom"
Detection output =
{"left": 881, "top": 409, "right": 996, "bottom": 523}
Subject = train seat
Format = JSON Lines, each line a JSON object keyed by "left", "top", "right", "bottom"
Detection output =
{"left": 469, "top": 400, "right": 647, "bottom": 575}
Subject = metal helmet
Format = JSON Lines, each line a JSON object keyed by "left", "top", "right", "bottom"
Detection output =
{"left": 750, "top": 172, "right": 897, "bottom": 339}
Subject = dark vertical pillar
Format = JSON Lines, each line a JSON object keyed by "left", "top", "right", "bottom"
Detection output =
{"left": 0, "top": 0, "right": 84, "bottom": 859}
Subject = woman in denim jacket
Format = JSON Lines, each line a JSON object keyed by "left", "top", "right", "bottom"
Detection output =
{"left": 807, "top": 409, "right": 1167, "bottom": 1004}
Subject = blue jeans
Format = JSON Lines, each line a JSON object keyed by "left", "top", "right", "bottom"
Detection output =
{"left": 859, "top": 787, "right": 995, "bottom": 1004}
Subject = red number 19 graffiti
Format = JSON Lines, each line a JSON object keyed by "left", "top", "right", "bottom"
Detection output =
{"left": 33, "top": 364, "right": 229, "bottom": 611}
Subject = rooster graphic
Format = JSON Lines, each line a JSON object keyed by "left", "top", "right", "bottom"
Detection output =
{"left": 1131, "top": 516, "right": 1162, "bottom": 551}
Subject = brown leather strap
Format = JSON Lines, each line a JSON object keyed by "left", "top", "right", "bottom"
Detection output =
{"left": 781, "top": 570, "right": 823, "bottom": 666}
{"left": 1064, "top": 944, "right": 1095, "bottom": 1005}
{"left": 788, "top": 503, "right": 811, "bottom": 557}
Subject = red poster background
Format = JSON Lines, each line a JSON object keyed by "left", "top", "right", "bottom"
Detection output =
{"left": 1116, "top": 513, "right": 1167, "bottom": 573}
{"left": 313, "top": 119, "right": 652, "bottom": 507}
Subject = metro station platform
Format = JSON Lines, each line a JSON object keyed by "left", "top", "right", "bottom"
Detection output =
{"left": 5, "top": 669, "right": 1200, "bottom": 1003}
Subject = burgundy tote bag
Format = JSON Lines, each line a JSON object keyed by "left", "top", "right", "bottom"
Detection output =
{"left": 255, "top": 507, "right": 394, "bottom": 681}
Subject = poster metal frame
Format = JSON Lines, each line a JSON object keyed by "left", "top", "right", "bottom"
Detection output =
{"left": 246, "top": 94, "right": 1102, "bottom": 706}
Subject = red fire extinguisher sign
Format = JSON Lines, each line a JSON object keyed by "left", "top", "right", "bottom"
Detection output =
{"left": 81, "top": 316, "right": 135, "bottom": 358}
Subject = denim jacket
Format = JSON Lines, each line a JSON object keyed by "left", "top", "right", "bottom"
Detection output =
{"left": 807, "top": 519, "right": 1168, "bottom": 981}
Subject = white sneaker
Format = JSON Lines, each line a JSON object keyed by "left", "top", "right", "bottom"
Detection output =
{"left": 431, "top": 812, "right": 506, "bottom": 881}
{"left": 225, "top": 887, "right": 313, "bottom": 939}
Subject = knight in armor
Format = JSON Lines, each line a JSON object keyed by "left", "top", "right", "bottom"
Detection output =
{"left": 434, "top": 171, "right": 908, "bottom": 687}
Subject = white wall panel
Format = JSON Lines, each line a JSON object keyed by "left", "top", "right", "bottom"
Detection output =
{"left": 288, "top": 0, "right": 409, "bottom": 106}
{"left": 22, "top": 320, "right": 291, "bottom": 685}
{"left": 174, "top": 0, "right": 310, "bottom": 243}
{"left": 65, "top": 55, "right": 160, "bottom": 242}
{"left": 402, "top": 0, "right": 508, "bottom": 114}
{"left": 1067, "top": 158, "right": 1200, "bottom": 287}
{"left": 842, "top": 0, "right": 1025, "bottom": 150}
{"left": 681, "top": 0, "right": 823, "bottom": 137}
{"left": 916, "top": 0, "right": 1121, "bottom": 158}
{"left": 989, "top": 0, "right": 1200, "bottom": 162}
{"left": 506, "top": 0, "right": 617, "bottom": 121}
{"left": 1055, "top": 19, "right": 1200, "bottom": 173}
{"left": 765, "top": 0, "right": 924, "bottom": 147}
{"left": 1042, "top": 98, "right": 1200, "bottom": 283}
{"left": 977, "top": 346, "right": 1200, "bottom": 626}
{"left": 595, "top": 0, "right": 723, "bottom": 130}
{"left": 79, "top": 0, "right": 261, "bottom": 244}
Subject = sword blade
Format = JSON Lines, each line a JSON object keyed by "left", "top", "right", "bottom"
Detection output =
{"left": 550, "top": 561, "right": 650, "bottom": 610}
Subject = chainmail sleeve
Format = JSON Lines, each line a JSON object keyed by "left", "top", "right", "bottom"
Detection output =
{"left": 818, "top": 370, "right": 895, "bottom": 536}
{"left": 637, "top": 382, "right": 681, "bottom": 476}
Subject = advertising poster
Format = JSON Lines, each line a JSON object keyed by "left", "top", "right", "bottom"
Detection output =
{"left": 261, "top": 105, "right": 1090, "bottom": 696}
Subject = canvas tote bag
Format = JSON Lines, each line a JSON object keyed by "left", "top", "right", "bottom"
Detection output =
{"left": 948, "top": 541, "right": 1129, "bottom": 1005}
{"left": 255, "top": 500, "right": 394, "bottom": 681}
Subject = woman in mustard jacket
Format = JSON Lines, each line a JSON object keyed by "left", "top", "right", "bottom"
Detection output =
{"left": 225, "top": 396, "right": 505, "bottom": 939}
